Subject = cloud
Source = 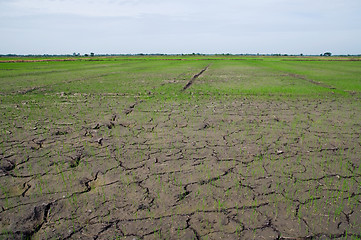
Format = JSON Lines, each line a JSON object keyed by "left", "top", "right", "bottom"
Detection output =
{"left": 1, "top": 0, "right": 360, "bottom": 54}
{"left": 2, "top": 0, "right": 361, "bottom": 24}
{"left": 1, "top": 0, "right": 198, "bottom": 18}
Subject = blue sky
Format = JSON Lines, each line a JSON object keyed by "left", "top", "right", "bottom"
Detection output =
{"left": 1, "top": 0, "right": 360, "bottom": 55}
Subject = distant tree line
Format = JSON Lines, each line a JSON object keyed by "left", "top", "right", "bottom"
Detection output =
{"left": 321, "top": 52, "right": 332, "bottom": 56}
{"left": 2, "top": 52, "right": 361, "bottom": 58}
{"left": 73, "top": 52, "right": 95, "bottom": 57}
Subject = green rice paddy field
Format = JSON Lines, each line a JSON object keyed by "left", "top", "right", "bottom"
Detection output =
{"left": 0, "top": 56, "right": 361, "bottom": 239}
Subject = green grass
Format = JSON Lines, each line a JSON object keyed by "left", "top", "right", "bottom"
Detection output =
{"left": 1, "top": 56, "right": 360, "bottom": 100}
{"left": 258, "top": 60, "right": 361, "bottom": 92}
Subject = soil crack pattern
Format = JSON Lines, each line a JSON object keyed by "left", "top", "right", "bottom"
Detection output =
{"left": 182, "top": 64, "right": 211, "bottom": 91}
{"left": 1, "top": 58, "right": 360, "bottom": 240}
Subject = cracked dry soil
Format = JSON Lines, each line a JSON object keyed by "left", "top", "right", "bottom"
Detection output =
{"left": 1, "top": 96, "right": 360, "bottom": 240}
{"left": 1, "top": 66, "right": 361, "bottom": 239}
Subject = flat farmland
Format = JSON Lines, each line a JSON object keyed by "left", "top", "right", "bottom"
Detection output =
{"left": 0, "top": 56, "right": 361, "bottom": 240}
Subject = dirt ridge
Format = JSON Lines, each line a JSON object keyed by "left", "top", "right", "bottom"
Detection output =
{"left": 286, "top": 73, "right": 336, "bottom": 90}
{"left": 182, "top": 64, "right": 210, "bottom": 91}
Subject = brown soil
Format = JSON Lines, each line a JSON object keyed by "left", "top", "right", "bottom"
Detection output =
{"left": 182, "top": 65, "right": 210, "bottom": 91}
{"left": 0, "top": 95, "right": 360, "bottom": 239}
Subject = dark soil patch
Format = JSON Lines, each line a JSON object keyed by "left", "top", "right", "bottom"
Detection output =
{"left": 182, "top": 65, "right": 210, "bottom": 91}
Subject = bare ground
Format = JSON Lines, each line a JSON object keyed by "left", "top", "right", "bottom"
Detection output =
{"left": 0, "top": 93, "right": 360, "bottom": 239}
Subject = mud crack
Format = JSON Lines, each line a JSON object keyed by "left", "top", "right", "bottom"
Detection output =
{"left": 7, "top": 202, "right": 53, "bottom": 239}
{"left": 123, "top": 100, "right": 142, "bottom": 115}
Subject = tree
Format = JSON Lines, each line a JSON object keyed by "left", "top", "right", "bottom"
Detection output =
{"left": 90, "top": 52, "right": 94, "bottom": 57}
{"left": 323, "top": 52, "right": 332, "bottom": 56}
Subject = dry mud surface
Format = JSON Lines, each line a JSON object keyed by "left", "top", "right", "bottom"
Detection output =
{"left": 1, "top": 92, "right": 360, "bottom": 240}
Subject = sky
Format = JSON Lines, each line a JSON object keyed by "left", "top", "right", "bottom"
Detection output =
{"left": 1, "top": 0, "right": 361, "bottom": 55}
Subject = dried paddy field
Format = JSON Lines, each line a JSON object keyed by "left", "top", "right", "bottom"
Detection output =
{"left": 0, "top": 56, "right": 361, "bottom": 239}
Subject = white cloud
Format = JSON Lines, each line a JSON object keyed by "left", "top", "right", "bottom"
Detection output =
{"left": 1, "top": 0, "right": 360, "bottom": 54}
{"left": 2, "top": 0, "right": 198, "bottom": 17}
{"left": 2, "top": 0, "right": 361, "bottom": 22}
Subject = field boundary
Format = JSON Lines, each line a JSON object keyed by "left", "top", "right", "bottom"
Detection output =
{"left": 285, "top": 73, "right": 337, "bottom": 90}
